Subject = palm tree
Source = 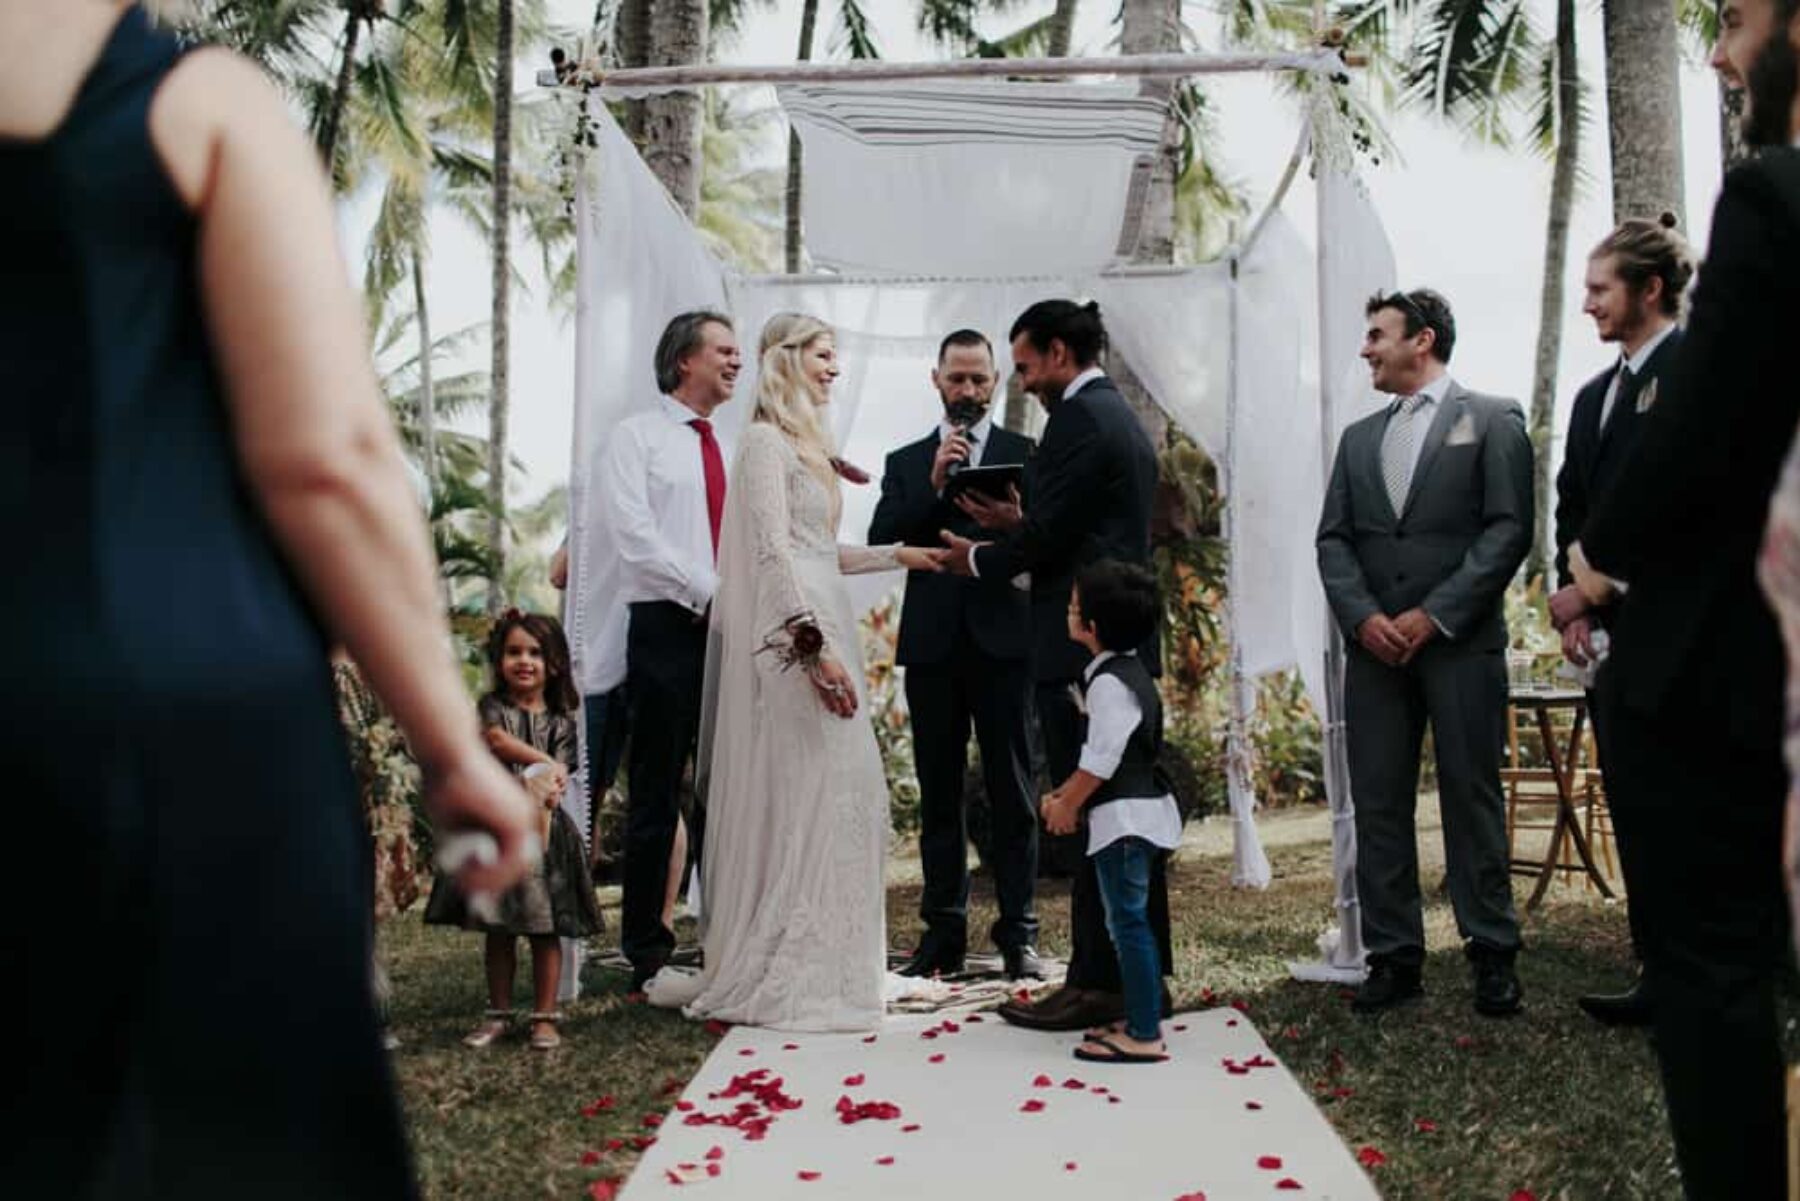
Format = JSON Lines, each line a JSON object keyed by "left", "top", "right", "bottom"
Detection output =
{"left": 785, "top": 0, "right": 822, "bottom": 273}
{"left": 1601, "top": 0, "right": 1685, "bottom": 225}
{"left": 644, "top": 0, "right": 709, "bottom": 217}
{"left": 485, "top": 0, "right": 516, "bottom": 614}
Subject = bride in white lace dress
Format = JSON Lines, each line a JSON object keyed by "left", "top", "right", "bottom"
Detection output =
{"left": 647, "top": 313, "right": 945, "bottom": 1031}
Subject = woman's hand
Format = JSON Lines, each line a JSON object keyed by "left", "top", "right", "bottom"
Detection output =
{"left": 896, "top": 546, "right": 949, "bottom": 573}
{"left": 423, "top": 748, "right": 539, "bottom": 896}
{"left": 809, "top": 657, "right": 860, "bottom": 719}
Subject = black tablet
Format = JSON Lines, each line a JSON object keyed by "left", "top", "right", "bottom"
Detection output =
{"left": 943, "top": 463, "right": 1024, "bottom": 502}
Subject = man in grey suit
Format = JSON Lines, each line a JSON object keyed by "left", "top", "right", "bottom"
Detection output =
{"left": 1316, "top": 288, "right": 1533, "bottom": 1017}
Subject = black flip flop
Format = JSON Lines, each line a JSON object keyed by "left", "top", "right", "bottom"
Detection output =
{"left": 1072, "top": 1033, "right": 1169, "bottom": 1064}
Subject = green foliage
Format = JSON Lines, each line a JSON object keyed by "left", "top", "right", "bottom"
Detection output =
{"left": 861, "top": 592, "right": 923, "bottom": 836}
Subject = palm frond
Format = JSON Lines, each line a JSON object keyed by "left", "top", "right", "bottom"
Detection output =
{"left": 833, "top": 0, "right": 883, "bottom": 60}
{"left": 1403, "top": 0, "right": 1541, "bottom": 148}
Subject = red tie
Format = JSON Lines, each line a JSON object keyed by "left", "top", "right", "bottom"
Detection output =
{"left": 689, "top": 418, "right": 726, "bottom": 557}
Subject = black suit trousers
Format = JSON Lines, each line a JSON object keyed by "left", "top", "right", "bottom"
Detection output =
{"left": 1036, "top": 681, "right": 1173, "bottom": 991}
{"left": 905, "top": 640, "right": 1038, "bottom": 952}
{"left": 1598, "top": 673, "right": 1788, "bottom": 1200}
{"left": 621, "top": 601, "right": 708, "bottom": 971}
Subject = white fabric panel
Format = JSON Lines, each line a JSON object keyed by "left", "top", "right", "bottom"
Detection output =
{"left": 570, "top": 102, "right": 729, "bottom": 696}
{"left": 1087, "top": 268, "right": 1231, "bottom": 462}
{"left": 780, "top": 81, "right": 1167, "bottom": 276}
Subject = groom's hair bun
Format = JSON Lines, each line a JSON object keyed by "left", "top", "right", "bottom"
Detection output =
{"left": 1009, "top": 299, "right": 1108, "bottom": 366}
{"left": 1592, "top": 217, "right": 1694, "bottom": 317}
{"left": 1073, "top": 559, "right": 1160, "bottom": 652}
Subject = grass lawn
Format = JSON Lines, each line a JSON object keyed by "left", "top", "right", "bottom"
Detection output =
{"left": 381, "top": 800, "right": 1770, "bottom": 1200}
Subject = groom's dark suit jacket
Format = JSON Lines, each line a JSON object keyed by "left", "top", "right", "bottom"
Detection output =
{"left": 1552, "top": 329, "right": 1684, "bottom": 602}
{"left": 869, "top": 423, "right": 1035, "bottom": 665}
{"left": 971, "top": 375, "right": 1161, "bottom": 683}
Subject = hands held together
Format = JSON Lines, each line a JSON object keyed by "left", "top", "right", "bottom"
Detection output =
{"left": 1356, "top": 608, "right": 1440, "bottom": 667}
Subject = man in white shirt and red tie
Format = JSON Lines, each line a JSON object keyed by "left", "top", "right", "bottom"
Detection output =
{"left": 597, "top": 310, "right": 740, "bottom": 991}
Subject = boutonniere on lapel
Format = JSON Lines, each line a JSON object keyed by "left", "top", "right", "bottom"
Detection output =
{"left": 1067, "top": 682, "right": 1088, "bottom": 716}
{"left": 1635, "top": 378, "right": 1659, "bottom": 415}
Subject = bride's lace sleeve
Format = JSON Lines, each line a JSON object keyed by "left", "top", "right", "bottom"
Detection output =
{"left": 838, "top": 543, "right": 903, "bottom": 574}
{"left": 738, "top": 427, "right": 827, "bottom": 658}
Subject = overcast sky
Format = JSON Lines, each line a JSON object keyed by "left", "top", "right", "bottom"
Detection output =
{"left": 368, "top": 0, "right": 1728, "bottom": 521}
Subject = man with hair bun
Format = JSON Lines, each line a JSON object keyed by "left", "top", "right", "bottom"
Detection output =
{"left": 1548, "top": 214, "right": 1693, "bottom": 1028}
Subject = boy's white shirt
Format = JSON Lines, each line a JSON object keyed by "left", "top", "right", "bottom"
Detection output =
{"left": 1078, "top": 650, "right": 1183, "bottom": 855}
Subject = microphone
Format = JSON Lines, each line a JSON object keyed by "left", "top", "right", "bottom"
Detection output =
{"left": 945, "top": 399, "right": 983, "bottom": 476}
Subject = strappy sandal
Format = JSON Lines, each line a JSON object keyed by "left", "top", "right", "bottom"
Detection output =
{"left": 528, "top": 1011, "right": 564, "bottom": 1051}
{"left": 462, "top": 1009, "right": 511, "bottom": 1049}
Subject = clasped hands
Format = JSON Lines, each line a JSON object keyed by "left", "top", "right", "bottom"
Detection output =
{"left": 1549, "top": 541, "right": 1624, "bottom": 668}
{"left": 1356, "top": 608, "right": 1440, "bottom": 667}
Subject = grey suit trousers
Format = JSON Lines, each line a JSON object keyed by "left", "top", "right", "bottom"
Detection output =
{"left": 1345, "top": 640, "right": 1520, "bottom": 964}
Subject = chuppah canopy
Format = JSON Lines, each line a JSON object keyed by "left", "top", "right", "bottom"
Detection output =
{"left": 565, "top": 67, "right": 1393, "bottom": 942}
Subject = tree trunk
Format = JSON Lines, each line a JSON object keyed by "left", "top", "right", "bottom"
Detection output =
{"left": 784, "top": 0, "right": 820, "bottom": 273}
{"left": 1527, "top": 0, "right": 1580, "bottom": 586}
{"left": 1719, "top": 78, "right": 1751, "bottom": 173}
{"left": 644, "top": 0, "right": 707, "bottom": 218}
{"left": 616, "top": 0, "right": 650, "bottom": 143}
{"left": 486, "top": 0, "right": 515, "bottom": 615}
{"left": 413, "top": 247, "right": 437, "bottom": 500}
{"left": 1108, "top": 0, "right": 1180, "bottom": 447}
{"left": 319, "top": 4, "right": 363, "bottom": 178}
{"left": 1046, "top": 0, "right": 1079, "bottom": 58}
{"left": 1601, "top": 0, "right": 1685, "bottom": 226}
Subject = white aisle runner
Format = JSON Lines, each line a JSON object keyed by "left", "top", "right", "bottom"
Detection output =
{"left": 619, "top": 1009, "right": 1378, "bottom": 1200}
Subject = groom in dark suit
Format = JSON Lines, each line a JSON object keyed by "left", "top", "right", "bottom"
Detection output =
{"left": 869, "top": 330, "right": 1043, "bottom": 981}
{"left": 1316, "top": 288, "right": 1533, "bottom": 1017}
{"left": 942, "top": 300, "right": 1169, "bottom": 1033}
{"left": 1547, "top": 217, "right": 1691, "bottom": 1027}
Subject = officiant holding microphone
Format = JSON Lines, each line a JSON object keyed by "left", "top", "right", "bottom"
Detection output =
{"left": 870, "top": 329, "right": 1044, "bottom": 980}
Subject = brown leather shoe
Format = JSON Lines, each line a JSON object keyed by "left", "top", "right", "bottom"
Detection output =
{"left": 999, "top": 987, "right": 1125, "bottom": 1032}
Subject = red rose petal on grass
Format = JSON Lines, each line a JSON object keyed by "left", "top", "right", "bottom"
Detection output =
{"left": 624, "top": 991, "right": 648, "bottom": 1004}
{"left": 588, "top": 1179, "right": 621, "bottom": 1201}
{"left": 579, "top": 1150, "right": 602, "bottom": 1166}
{"left": 797, "top": 1170, "right": 822, "bottom": 1182}
{"left": 1283, "top": 1025, "right": 1302, "bottom": 1040}
{"left": 705, "top": 1146, "right": 724, "bottom": 1161}
{"left": 1033, "top": 1074, "right": 1054, "bottom": 1088}
{"left": 704, "top": 1020, "right": 731, "bottom": 1036}
{"left": 1356, "top": 1146, "right": 1388, "bottom": 1168}
{"left": 1200, "top": 987, "right": 1218, "bottom": 1004}
{"left": 580, "top": 1095, "right": 618, "bottom": 1117}
{"left": 1231, "top": 999, "right": 1251, "bottom": 1013}
{"left": 1453, "top": 1035, "right": 1476, "bottom": 1049}
{"left": 603, "top": 1139, "right": 625, "bottom": 1152}
{"left": 1020, "top": 1099, "right": 1047, "bottom": 1113}
{"left": 876, "top": 1156, "right": 896, "bottom": 1166}
{"left": 1257, "top": 1156, "right": 1284, "bottom": 1170}
{"left": 1245, "top": 1101, "right": 1264, "bottom": 1111}
{"left": 1276, "top": 1179, "right": 1303, "bottom": 1190}
{"left": 928, "top": 1053, "right": 946, "bottom": 1064}
{"left": 662, "top": 1076, "right": 684, "bottom": 1095}
{"left": 1413, "top": 1118, "right": 1438, "bottom": 1133}
{"left": 843, "top": 1073, "right": 866, "bottom": 1086}
{"left": 1509, "top": 1193, "right": 1537, "bottom": 1201}
{"left": 642, "top": 1113, "right": 664, "bottom": 1129}
{"left": 1332, "top": 1087, "right": 1355, "bottom": 1099}
{"left": 901, "top": 1123, "right": 922, "bottom": 1133}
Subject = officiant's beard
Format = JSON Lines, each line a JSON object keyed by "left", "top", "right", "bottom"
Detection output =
{"left": 1744, "top": 29, "right": 1800, "bottom": 146}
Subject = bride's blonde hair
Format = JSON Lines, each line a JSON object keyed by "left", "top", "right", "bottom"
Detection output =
{"left": 755, "top": 312, "right": 838, "bottom": 491}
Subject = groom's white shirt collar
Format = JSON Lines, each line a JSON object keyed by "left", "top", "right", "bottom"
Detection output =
{"left": 1063, "top": 365, "right": 1106, "bottom": 400}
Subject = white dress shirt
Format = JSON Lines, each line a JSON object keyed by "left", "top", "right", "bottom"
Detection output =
{"left": 1078, "top": 651, "right": 1183, "bottom": 856}
{"left": 1598, "top": 322, "right": 1677, "bottom": 430}
{"left": 597, "top": 394, "right": 730, "bottom": 614}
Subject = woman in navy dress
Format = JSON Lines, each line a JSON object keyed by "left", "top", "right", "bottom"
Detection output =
{"left": 1, "top": 3, "right": 537, "bottom": 1196}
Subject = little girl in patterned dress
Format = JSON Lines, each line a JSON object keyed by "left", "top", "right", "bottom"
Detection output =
{"left": 426, "top": 611, "right": 602, "bottom": 1049}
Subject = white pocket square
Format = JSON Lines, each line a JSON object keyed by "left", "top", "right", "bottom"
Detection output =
{"left": 1444, "top": 413, "right": 1478, "bottom": 446}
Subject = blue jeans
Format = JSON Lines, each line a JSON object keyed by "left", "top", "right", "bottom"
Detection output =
{"left": 1092, "top": 836, "right": 1163, "bottom": 1042}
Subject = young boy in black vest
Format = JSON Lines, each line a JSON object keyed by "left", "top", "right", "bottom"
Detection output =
{"left": 1041, "top": 559, "right": 1179, "bottom": 1064}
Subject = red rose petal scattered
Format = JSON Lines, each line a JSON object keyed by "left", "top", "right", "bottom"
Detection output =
{"left": 797, "top": 1170, "right": 822, "bottom": 1182}
{"left": 863, "top": 1034, "right": 879, "bottom": 1044}
{"left": 1356, "top": 1146, "right": 1388, "bottom": 1168}
{"left": 1453, "top": 1035, "right": 1475, "bottom": 1049}
{"left": 1413, "top": 1118, "right": 1439, "bottom": 1133}
{"left": 624, "top": 991, "right": 647, "bottom": 1004}
{"left": 783, "top": 1043, "right": 800, "bottom": 1051}
{"left": 834, "top": 1094, "right": 903, "bottom": 1124}
{"left": 1091, "top": 1085, "right": 1110, "bottom": 1094}
{"left": 631, "top": 1136, "right": 657, "bottom": 1150}
{"left": 1033, "top": 1074, "right": 1054, "bottom": 1088}
{"left": 1200, "top": 987, "right": 1217, "bottom": 1004}
{"left": 678, "top": 1163, "right": 698, "bottom": 1172}
{"left": 1174, "top": 1193, "right": 1208, "bottom": 1201}
{"left": 1172, "top": 1023, "right": 1188, "bottom": 1032}
{"left": 704, "top": 1020, "right": 731, "bottom": 1036}
{"left": 1020, "top": 1099, "right": 1047, "bottom": 1113}
{"left": 928, "top": 1053, "right": 946, "bottom": 1064}
{"left": 603, "top": 1139, "right": 625, "bottom": 1152}
{"left": 876, "top": 1156, "right": 896, "bottom": 1166}
{"left": 588, "top": 1179, "right": 621, "bottom": 1201}
{"left": 705, "top": 1146, "right": 724, "bottom": 1161}
{"left": 1065, "top": 1162, "right": 1079, "bottom": 1172}
{"left": 1509, "top": 1193, "right": 1537, "bottom": 1201}
{"left": 966, "top": 1014, "right": 985, "bottom": 1023}
{"left": 1245, "top": 1101, "right": 1264, "bottom": 1111}
{"left": 1276, "top": 1179, "right": 1304, "bottom": 1191}
{"left": 675, "top": 1100, "right": 696, "bottom": 1112}
{"left": 1107, "top": 1095, "right": 1121, "bottom": 1104}
{"left": 642, "top": 1113, "right": 664, "bottom": 1129}
{"left": 737, "top": 1048, "right": 756, "bottom": 1057}
{"left": 580, "top": 1095, "right": 618, "bottom": 1117}
{"left": 1231, "top": 999, "right": 1250, "bottom": 1013}
{"left": 920, "top": 1029, "right": 939, "bottom": 1040}
{"left": 1258, "top": 1156, "right": 1284, "bottom": 1170}
{"left": 1061, "top": 1077, "right": 1086, "bottom": 1090}
{"left": 662, "top": 1076, "right": 684, "bottom": 1095}
{"left": 843, "top": 1073, "right": 865, "bottom": 1086}
{"left": 901, "top": 1123, "right": 921, "bottom": 1133}
{"left": 1332, "top": 1086, "right": 1355, "bottom": 1099}
{"left": 706, "top": 1164, "right": 721, "bottom": 1178}
{"left": 1283, "top": 1025, "right": 1302, "bottom": 1040}
{"left": 1226, "top": 1019, "right": 1239, "bottom": 1028}
{"left": 579, "top": 1150, "right": 601, "bottom": 1166}
{"left": 663, "top": 1169, "right": 684, "bottom": 1187}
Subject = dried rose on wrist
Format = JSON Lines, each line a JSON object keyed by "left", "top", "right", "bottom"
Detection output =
{"left": 755, "top": 613, "right": 827, "bottom": 672}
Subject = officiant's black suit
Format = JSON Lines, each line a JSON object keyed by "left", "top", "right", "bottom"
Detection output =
{"left": 1551, "top": 328, "right": 1682, "bottom": 969}
{"left": 1580, "top": 151, "right": 1800, "bottom": 1200}
{"left": 869, "top": 423, "right": 1039, "bottom": 959}
{"left": 972, "top": 375, "right": 1171, "bottom": 997}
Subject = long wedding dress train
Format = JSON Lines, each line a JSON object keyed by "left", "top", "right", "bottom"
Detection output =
{"left": 647, "top": 424, "right": 901, "bottom": 1031}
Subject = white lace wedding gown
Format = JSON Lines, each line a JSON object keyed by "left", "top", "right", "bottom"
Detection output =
{"left": 647, "top": 423, "right": 900, "bottom": 1031}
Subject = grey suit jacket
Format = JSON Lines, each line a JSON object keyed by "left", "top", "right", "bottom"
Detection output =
{"left": 1316, "top": 381, "right": 1534, "bottom": 652}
